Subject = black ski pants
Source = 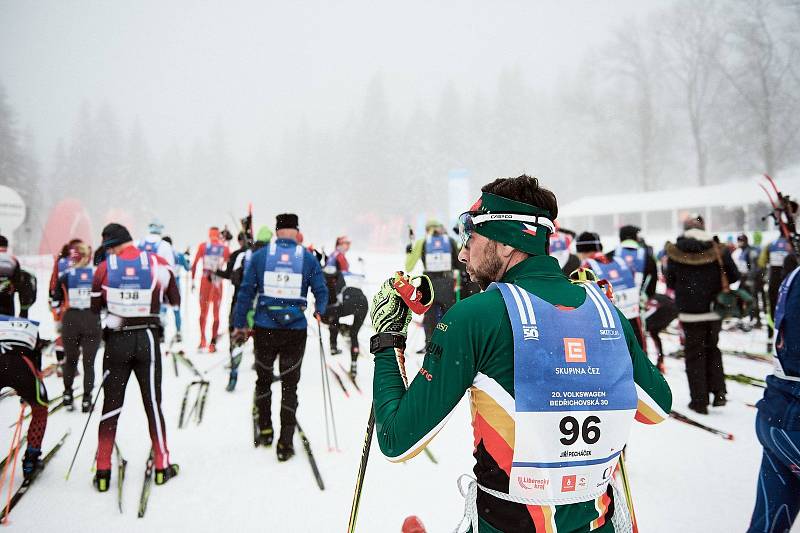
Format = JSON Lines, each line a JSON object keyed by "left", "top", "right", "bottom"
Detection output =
{"left": 253, "top": 327, "right": 306, "bottom": 444}
{"left": 328, "top": 287, "right": 368, "bottom": 358}
{"left": 61, "top": 308, "right": 101, "bottom": 395}
{"left": 0, "top": 349, "right": 48, "bottom": 449}
{"left": 681, "top": 320, "right": 725, "bottom": 406}
{"left": 97, "top": 327, "right": 170, "bottom": 470}
{"left": 0, "top": 294, "right": 14, "bottom": 317}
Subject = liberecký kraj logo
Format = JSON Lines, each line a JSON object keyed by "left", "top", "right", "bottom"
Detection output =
{"left": 517, "top": 476, "right": 549, "bottom": 491}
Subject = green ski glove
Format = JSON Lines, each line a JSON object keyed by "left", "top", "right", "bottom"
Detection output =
{"left": 370, "top": 272, "right": 434, "bottom": 336}
{"left": 371, "top": 273, "right": 413, "bottom": 336}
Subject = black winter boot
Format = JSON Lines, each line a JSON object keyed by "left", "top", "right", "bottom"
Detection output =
{"left": 21, "top": 447, "right": 42, "bottom": 479}
{"left": 256, "top": 428, "right": 274, "bottom": 447}
{"left": 155, "top": 464, "right": 180, "bottom": 485}
{"left": 93, "top": 469, "right": 111, "bottom": 492}
{"left": 82, "top": 394, "right": 92, "bottom": 413}
{"left": 63, "top": 390, "right": 75, "bottom": 412}
{"left": 276, "top": 441, "right": 295, "bottom": 462}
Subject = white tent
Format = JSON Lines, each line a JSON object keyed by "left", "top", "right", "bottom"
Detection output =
{"left": 557, "top": 169, "right": 800, "bottom": 246}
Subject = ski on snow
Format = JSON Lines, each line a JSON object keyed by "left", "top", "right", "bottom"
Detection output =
{"left": 669, "top": 410, "right": 734, "bottom": 440}
{"left": 326, "top": 363, "right": 350, "bottom": 398}
{"left": 0, "top": 436, "right": 26, "bottom": 471}
{"left": 137, "top": 448, "right": 154, "bottom": 518}
{"left": 334, "top": 360, "right": 362, "bottom": 395}
{"left": 296, "top": 420, "right": 325, "bottom": 491}
{"left": 114, "top": 442, "right": 127, "bottom": 514}
{"left": 0, "top": 429, "right": 71, "bottom": 521}
{"left": 725, "top": 373, "right": 767, "bottom": 388}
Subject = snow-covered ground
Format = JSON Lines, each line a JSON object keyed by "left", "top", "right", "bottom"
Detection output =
{"left": 1, "top": 252, "right": 796, "bottom": 532}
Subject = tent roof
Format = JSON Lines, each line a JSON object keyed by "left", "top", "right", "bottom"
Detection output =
{"left": 558, "top": 169, "right": 800, "bottom": 218}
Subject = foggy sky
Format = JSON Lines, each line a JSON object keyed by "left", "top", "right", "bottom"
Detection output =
{"left": 0, "top": 0, "right": 670, "bottom": 167}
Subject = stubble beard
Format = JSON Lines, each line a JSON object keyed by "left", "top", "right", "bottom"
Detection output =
{"left": 468, "top": 240, "right": 504, "bottom": 291}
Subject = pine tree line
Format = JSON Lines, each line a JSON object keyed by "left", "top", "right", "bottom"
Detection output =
{"left": 1, "top": 0, "right": 799, "bottom": 251}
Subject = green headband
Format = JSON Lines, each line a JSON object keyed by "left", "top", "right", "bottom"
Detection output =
{"left": 470, "top": 192, "right": 555, "bottom": 256}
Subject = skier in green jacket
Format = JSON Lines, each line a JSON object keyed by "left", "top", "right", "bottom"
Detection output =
{"left": 370, "top": 175, "right": 672, "bottom": 532}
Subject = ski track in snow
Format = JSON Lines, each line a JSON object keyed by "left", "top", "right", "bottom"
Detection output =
{"left": 2, "top": 252, "right": 797, "bottom": 532}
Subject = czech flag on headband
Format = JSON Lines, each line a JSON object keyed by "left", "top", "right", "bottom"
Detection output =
{"left": 522, "top": 223, "right": 538, "bottom": 237}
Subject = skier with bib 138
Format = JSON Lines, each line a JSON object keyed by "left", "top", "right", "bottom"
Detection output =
{"left": 369, "top": 175, "right": 672, "bottom": 532}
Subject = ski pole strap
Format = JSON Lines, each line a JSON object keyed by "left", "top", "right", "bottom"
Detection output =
{"left": 452, "top": 474, "right": 634, "bottom": 533}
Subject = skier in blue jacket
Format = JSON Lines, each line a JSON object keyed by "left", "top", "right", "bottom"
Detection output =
{"left": 231, "top": 213, "right": 327, "bottom": 461}
{"left": 748, "top": 264, "right": 800, "bottom": 532}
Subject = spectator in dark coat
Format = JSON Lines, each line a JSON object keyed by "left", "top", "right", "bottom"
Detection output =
{"left": 665, "top": 214, "right": 740, "bottom": 414}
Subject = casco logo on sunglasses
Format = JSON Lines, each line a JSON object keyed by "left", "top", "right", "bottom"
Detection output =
{"left": 489, "top": 214, "right": 514, "bottom": 219}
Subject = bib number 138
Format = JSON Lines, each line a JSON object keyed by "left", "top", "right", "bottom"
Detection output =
{"left": 559, "top": 415, "right": 601, "bottom": 445}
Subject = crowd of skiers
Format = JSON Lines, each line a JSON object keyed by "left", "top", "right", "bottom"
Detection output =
{"left": 0, "top": 179, "right": 797, "bottom": 531}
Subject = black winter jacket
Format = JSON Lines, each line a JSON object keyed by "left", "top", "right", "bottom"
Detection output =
{"left": 665, "top": 232, "right": 740, "bottom": 315}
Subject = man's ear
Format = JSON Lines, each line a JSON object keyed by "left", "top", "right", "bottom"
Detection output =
{"left": 498, "top": 243, "right": 516, "bottom": 259}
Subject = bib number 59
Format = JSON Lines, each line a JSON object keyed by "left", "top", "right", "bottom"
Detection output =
{"left": 559, "top": 415, "right": 601, "bottom": 445}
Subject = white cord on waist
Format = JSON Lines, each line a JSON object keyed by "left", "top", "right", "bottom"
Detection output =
{"left": 453, "top": 474, "right": 633, "bottom": 533}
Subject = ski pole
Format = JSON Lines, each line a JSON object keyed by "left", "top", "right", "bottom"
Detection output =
{"left": 349, "top": 339, "right": 419, "bottom": 532}
{"left": 0, "top": 404, "right": 25, "bottom": 516}
{"left": 316, "top": 322, "right": 331, "bottom": 450}
{"left": 65, "top": 369, "right": 110, "bottom": 480}
{"left": 1, "top": 407, "right": 24, "bottom": 525}
{"left": 316, "top": 315, "right": 339, "bottom": 451}
{"left": 347, "top": 406, "right": 375, "bottom": 533}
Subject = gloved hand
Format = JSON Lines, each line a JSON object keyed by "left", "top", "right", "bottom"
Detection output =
{"left": 231, "top": 328, "right": 250, "bottom": 345}
{"left": 371, "top": 273, "right": 413, "bottom": 336}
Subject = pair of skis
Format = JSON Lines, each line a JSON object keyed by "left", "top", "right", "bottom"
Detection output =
{"left": 327, "top": 360, "right": 361, "bottom": 398}
{"left": 178, "top": 380, "right": 210, "bottom": 428}
{"left": 252, "top": 383, "right": 326, "bottom": 492}
{"left": 0, "top": 430, "right": 71, "bottom": 522}
{"left": 8, "top": 390, "right": 82, "bottom": 428}
{"left": 175, "top": 351, "right": 210, "bottom": 428}
{"left": 111, "top": 445, "right": 156, "bottom": 518}
{"left": 667, "top": 348, "right": 771, "bottom": 364}
{"left": 137, "top": 448, "right": 155, "bottom": 518}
